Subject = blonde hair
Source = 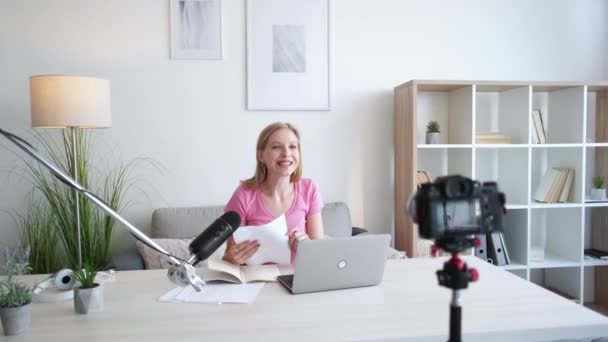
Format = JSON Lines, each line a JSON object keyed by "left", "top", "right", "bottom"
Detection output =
{"left": 242, "top": 122, "right": 303, "bottom": 190}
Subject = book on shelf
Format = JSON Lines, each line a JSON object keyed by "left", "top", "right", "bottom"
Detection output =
{"left": 584, "top": 248, "right": 608, "bottom": 260}
{"left": 533, "top": 168, "right": 575, "bottom": 203}
{"left": 475, "top": 132, "right": 512, "bottom": 144}
{"left": 486, "top": 232, "right": 510, "bottom": 266}
{"left": 416, "top": 170, "right": 432, "bottom": 188}
{"left": 204, "top": 258, "right": 280, "bottom": 284}
{"left": 531, "top": 109, "right": 546, "bottom": 144}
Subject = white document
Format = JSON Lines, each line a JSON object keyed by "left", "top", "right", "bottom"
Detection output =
{"left": 232, "top": 214, "right": 291, "bottom": 265}
{"left": 159, "top": 283, "right": 265, "bottom": 304}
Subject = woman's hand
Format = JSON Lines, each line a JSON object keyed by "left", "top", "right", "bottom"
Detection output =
{"left": 288, "top": 229, "right": 309, "bottom": 252}
{"left": 222, "top": 237, "right": 260, "bottom": 265}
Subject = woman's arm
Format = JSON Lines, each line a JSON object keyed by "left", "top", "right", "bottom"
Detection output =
{"left": 288, "top": 212, "right": 324, "bottom": 252}
{"left": 305, "top": 212, "right": 324, "bottom": 240}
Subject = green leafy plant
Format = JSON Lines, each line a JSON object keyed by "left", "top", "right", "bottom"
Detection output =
{"left": 12, "top": 197, "right": 62, "bottom": 274}
{"left": 593, "top": 176, "right": 605, "bottom": 189}
{"left": 426, "top": 121, "right": 440, "bottom": 133}
{"left": 17, "top": 129, "right": 159, "bottom": 271}
{"left": 0, "top": 244, "right": 32, "bottom": 308}
{"left": 73, "top": 263, "right": 98, "bottom": 289}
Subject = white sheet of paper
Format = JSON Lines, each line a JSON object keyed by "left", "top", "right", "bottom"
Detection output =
{"left": 158, "top": 283, "right": 265, "bottom": 304}
{"left": 232, "top": 214, "right": 291, "bottom": 265}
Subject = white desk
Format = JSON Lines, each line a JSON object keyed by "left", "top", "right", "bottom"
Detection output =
{"left": 7, "top": 257, "right": 608, "bottom": 341}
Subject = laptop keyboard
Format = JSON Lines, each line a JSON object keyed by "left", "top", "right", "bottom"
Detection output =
{"left": 277, "top": 274, "right": 294, "bottom": 288}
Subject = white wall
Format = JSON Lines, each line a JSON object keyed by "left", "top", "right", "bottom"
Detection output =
{"left": 1, "top": 0, "right": 607, "bottom": 255}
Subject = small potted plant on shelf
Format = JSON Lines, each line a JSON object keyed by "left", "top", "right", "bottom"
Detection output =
{"left": 426, "top": 121, "right": 440, "bottom": 144}
{"left": 0, "top": 244, "right": 33, "bottom": 336}
{"left": 73, "top": 264, "right": 103, "bottom": 314}
{"left": 591, "top": 176, "right": 606, "bottom": 200}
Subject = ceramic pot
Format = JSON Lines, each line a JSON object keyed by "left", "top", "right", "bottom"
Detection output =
{"left": 426, "top": 132, "right": 439, "bottom": 144}
{"left": 74, "top": 284, "right": 103, "bottom": 314}
{"left": 0, "top": 303, "right": 31, "bottom": 336}
{"left": 591, "top": 188, "right": 606, "bottom": 200}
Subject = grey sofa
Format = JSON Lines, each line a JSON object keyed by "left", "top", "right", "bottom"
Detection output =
{"left": 111, "top": 202, "right": 373, "bottom": 270}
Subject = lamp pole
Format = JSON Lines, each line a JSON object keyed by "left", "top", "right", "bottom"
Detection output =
{"left": 70, "top": 127, "right": 82, "bottom": 268}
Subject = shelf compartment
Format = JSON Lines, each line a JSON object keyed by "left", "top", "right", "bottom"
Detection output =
{"left": 585, "top": 146, "right": 608, "bottom": 201}
{"left": 507, "top": 269, "right": 527, "bottom": 280}
{"left": 530, "top": 267, "right": 582, "bottom": 303}
{"left": 530, "top": 207, "right": 582, "bottom": 266}
{"left": 584, "top": 207, "right": 608, "bottom": 265}
{"left": 585, "top": 207, "right": 608, "bottom": 250}
{"left": 531, "top": 86, "right": 585, "bottom": 144}
{"left": 417, "top": 148, "right": 472, "bottom": 181}
{"left": 475, "top": 148, "right": 528, "bottom": 205}
{"left": 585, "top": 88, "right": 608, "bottom": 143}
{"left": 416, "top": 87, "right": 473, "bottom": 145}
{"left": 583, "top": 265, "right": 608, "bottom": 315}
{"left": 418, "top": 144, "right": 472, "bottom": 149}
{"left": 530, "top": 147, "right": 583, "bottom": 204}
{"left": 475, "top": 86, "right": 529, "bottom": 144}
{"left": 502, "top": 208, "right": 528, "bottom": 266}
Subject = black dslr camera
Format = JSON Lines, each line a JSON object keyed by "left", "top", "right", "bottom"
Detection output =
{"left": 411, "top": 175, "right": 505, "bottom": 245}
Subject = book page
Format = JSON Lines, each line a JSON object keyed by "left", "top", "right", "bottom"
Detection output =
{"left": 534, "top": 169, "right": 559, "bottom": 202}
{"left": 232, "top": 214, "right": 291, "bottom": 265}
{"left": 241, "top": 265, "right": 280, "bottom": 283}
{"left": 558, "top": 169, "right": 574, "bottom": 202}
{"left": 159, "top": 283, "right": 265, "bottom": 304}
{"left": 205, "top": 259, "right": 244, "bottom": 283}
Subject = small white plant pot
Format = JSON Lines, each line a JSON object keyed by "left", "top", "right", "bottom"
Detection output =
{"left": 0, "top": 304, "right": 31, "bottom": 336}
{"left": 426, "top": 132, "right": 440, "bottom": 144}
{"left": 74, "top": 284, "right": 104, "bottom": 314}
{"left": 591, "top": 188, "right": 606, "bottom": 200}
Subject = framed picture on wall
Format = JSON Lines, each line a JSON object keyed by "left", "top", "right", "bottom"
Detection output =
{"left": 247, "top": 0, "right": 331, "bottom": 110}
{"left": 170, "top": 0, "right": 222, "bottom": 60}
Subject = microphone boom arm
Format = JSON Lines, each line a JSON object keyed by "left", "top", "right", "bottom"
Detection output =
{"left": 0, "top": 128, "right": 205, "bottom": 291}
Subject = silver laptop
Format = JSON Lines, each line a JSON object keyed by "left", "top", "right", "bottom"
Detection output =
{"left": 277, "top": 234, "right": 391, "bottom": 294}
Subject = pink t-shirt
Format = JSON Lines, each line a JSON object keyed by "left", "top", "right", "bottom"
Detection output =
{"left": 225, "top": 178, "right": 323, "bottom": 232}
{"left": 224, "top": 178, "right": 323, "bottom": 262}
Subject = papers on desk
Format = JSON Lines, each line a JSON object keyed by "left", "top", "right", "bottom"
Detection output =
{"left": 232, "top": 214, "right": 291, "bottom": 265}
{"left": 159, "top": 283, "right": 265, "bottom": 304}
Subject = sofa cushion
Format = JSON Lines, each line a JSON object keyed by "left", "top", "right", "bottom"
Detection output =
{"left": 151, "top": 202, "right": 354, "bottom": 239}
{"left": 135, "top": 238, "right": 227, "bottom": 269}
{"left": 151, "top": 206, "right": 224, "bottom": 239}
{"left": 135, "top": 238, "right": 193, "bottom": 269}
{"left": 320, "top": 202, "right": 352, "bottom": 237}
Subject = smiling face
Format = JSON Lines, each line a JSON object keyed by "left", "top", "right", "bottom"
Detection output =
{"left": 258, "top": 128, "right": 301, "bottom": 179}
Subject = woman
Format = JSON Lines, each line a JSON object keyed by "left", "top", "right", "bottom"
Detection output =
{"left": 223, "top": 122, "right": 324, "bottom": 265}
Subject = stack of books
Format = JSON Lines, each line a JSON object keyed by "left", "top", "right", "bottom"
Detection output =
{"left": 533, "top": 168, "right": 575, "bottom": 203}
{"left": 416, "top": 170, "right": 432, "bottom": 188}
{"left": 531, "top": 109, "right": 546, "bottom": 144}
{"left": 475, "top": 132, "right": 512, "bottom": 144}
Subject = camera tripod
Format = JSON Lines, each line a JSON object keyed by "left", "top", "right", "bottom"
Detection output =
{"left": 432, "top": 237, "right": 480, "bottom": 342}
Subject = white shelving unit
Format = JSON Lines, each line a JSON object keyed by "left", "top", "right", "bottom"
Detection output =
{"left": 394, "top": 80, "right": 608, "bottom": 315}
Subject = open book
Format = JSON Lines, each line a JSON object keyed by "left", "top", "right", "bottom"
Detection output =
{"left": 204, "top": 258, "right": 280, "bottom": 284}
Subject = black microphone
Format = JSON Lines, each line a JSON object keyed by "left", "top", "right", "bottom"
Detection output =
{"left": 188, "top": 211, "right": 241, "bottom": 266}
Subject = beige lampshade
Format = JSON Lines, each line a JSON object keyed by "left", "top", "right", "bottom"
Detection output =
{"left": 30, "top": 75, "right": 112, "bottom": 128}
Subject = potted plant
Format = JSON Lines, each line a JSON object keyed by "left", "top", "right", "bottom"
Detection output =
{"left": 591, "top": 176, "right": 606, "bottom": 200}
{"left": 0, "top": 245, "right": 32, "bottom": 336}
{"left": 426, "top": 121, "right": 441, "bottom": 144}
{"left": 18, "top": 130, "right": 158, "bottom": 272}
{"left": 73, "top": 264, "right": 103, "bottom": 314}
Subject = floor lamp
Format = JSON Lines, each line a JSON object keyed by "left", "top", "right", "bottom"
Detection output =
{"left": 30, "top": 75, "right": 112, "bottom": 268}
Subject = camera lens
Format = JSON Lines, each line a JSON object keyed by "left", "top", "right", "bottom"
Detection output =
{"left": 446, "top": 177, "right": 472, "bottom": 199}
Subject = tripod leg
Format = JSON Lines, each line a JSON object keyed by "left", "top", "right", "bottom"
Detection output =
{"left": 449, "top": 290, "right": 462, "bottom": 342}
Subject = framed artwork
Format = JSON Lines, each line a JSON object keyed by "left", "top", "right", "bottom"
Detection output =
{"left": 247, "top": 0, "right": 331, "bottom": 110}
{"left": 170, "top": 0, "right": 222, "bottom": 59}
